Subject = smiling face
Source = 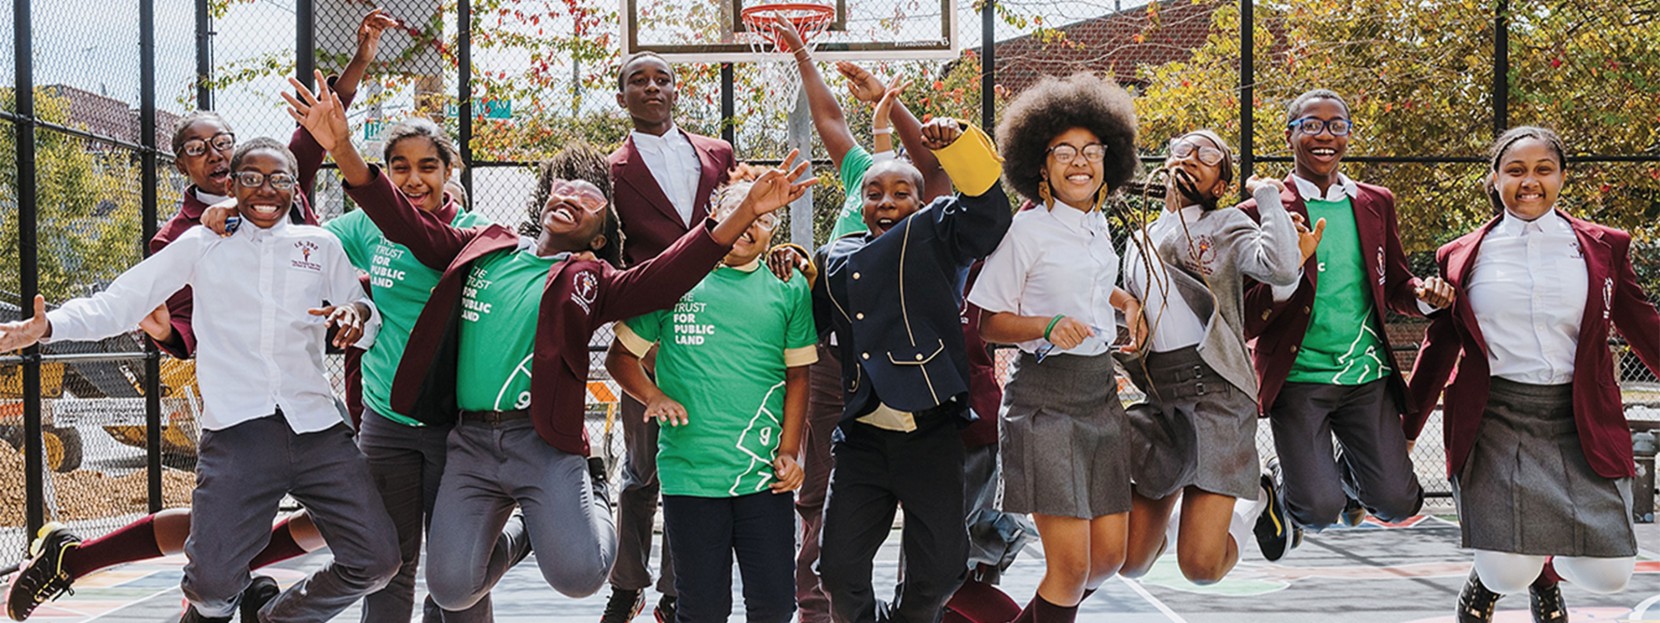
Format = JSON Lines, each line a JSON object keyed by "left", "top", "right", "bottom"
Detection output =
{"left": 537, "top": 178, "right": 611, "bottom": 253}
{"left": 386, "top": 135, "right": 452, "bottom": 213}
{"left": 231, "top": 149, "right": 296, "bottom": 230}
{"left": 175, "top": 118, "right": 235, "bottom": 196}
{"left": 1042, "top": 127, "right": 1106, "bottom": 209}
{"left": 860, "top": 161, "right": 926, "bottom": 237}
{"left": 1164, "top": 133, "right": 1228, "bottom": 205}
{"left": 1287, "top": 98, "right": 1349, "bottom": 184}
{"left": 715, "top": 197, "right": 777, "bottom": 266}
{"left": 1492, "top": 137, "right": 1564, "bottom": 220}
{"left": 617, "top": 55, "right": 678, "bottom": 133}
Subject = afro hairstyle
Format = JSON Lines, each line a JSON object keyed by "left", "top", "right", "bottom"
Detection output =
{"left": 996, "top": 72, "right": 1139, "bottom": 205}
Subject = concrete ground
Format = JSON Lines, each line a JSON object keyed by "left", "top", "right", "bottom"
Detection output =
{"left": 9, "top": 511, "right": 1659, "bottom": 622}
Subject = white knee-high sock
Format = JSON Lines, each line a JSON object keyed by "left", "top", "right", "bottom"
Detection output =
{"left": 1228, "top": 493, "right": 1265, "bottom": 554}
{"left": 1554, "top": 556, "right": 1635, "bottom": 594}
{"left": 1472, "top": 550, "right": 1548, "bottom": 594}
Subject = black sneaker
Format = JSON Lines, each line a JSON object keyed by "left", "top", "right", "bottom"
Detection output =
{"left": 1252, "top": 459, "right": 1293, "bottom": 562}
{"left": 1456, "top": 569, "right": 1502, "bottom": 623}
{"left": 238, "top": 575, "right": 279, "bottom": 622}
{"left": 178, "top": 606, "right": 233, "bottom": 623}
{"left": 6, "top": 522, "right": 82, "bottom": 621}
{"left": 653, "top": 595, "right": 677, "bottom": 623}
{"left": 588, "top": 457, "right": 613, "bottom": 510}
{"left": 1529, "top": 578, "right": 1568, "bottom": 623}
{"left": 599, "top": 587, "right": 645, "bottom": 623}
{"left": 1339, "top": 495, "right": 1367, "bottom": 527}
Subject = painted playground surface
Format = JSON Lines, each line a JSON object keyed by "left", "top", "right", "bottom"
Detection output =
{"left": 5, "top": 515, "right": 1659, "bottom": 622}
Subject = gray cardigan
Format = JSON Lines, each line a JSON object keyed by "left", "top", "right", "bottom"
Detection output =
{"left": 1120, "top": 185, "right": 1301, "bottom": 400}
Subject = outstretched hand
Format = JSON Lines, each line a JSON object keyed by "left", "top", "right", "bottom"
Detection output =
{"left": 873, "top": 80, "right": 912, "bottom": 126}
{"left": 919, "top": 117, "right": 963, "bottom": 151}
{"left": 0, "top": 295, "right": 51, "bottom": 353}
{"left": 741, "top": 149, "right": 817, "bottom": 216}
{"left": 1291, "top": 212, "right": 1326, "bottom": 264}
{"left": 775, "top": 18, "right": 807, "bottom": 54}
{"left": 310, "top": 303, "right": 366, "bottom": 349}
{"left": 354, "top": 8, "right": 400, "bottom": 61}
{"left": 283, "top": 70, "right": 350, "bottom": 154}
{"left": 835, "top": 62, "right": 887, "bottom": 104}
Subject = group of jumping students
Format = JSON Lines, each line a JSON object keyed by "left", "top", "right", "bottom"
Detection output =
{"left": 1, "top": 9, "right": 1656, "bottom": 623}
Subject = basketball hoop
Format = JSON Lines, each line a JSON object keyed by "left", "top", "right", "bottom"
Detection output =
{"left": 740, "top": 2, "right": 836, "bottom": 105}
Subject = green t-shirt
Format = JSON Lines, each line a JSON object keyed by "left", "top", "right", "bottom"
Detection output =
{"left": 620, "top": 264, "right": 818, "bottom": 497}
{"left": 827, "top": 146, "right": 875, "bottom": 242}
{"left": 455, "top": 249, "right": 563, "bottom": 412}
{"left": 325, "top": 208, "right": 492, "bottom": 426}
{"left": 1286, "top": 196, "right": 1391, "bottom": 385}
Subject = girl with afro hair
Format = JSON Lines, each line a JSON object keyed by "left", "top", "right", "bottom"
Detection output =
{"left": 966, "top": 72, "right": 1147, "bottom": 623}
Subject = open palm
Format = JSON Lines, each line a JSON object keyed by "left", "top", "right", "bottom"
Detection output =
{"left": 282, "top": 70, "right": 350, "bottom": 153}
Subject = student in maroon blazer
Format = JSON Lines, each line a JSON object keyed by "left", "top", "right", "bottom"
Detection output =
{"left": 284, "top": 74, "right": 813, "bottom": 609}
{"left": 1406, "top": 126, "right": 1660, "bottom": 623}
{"left": 141, "top": 10, "right": 393, "bottom": 359}
{"left": 1237, "top": 89, "right": 1454, "bottom": 561}
{"left": 603, "top": 51, "right": 737, "bottom": 623}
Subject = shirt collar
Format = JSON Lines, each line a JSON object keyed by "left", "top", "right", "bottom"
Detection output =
{"left": 193, "top": 187, "right": 231, "bottom": 206}
{"left": 723, "top": 259, "right": 762, "bottom": 272}
{"left": 1291, "top": 173, "right": 1358, "bottom": 202}
{"left": 1496, "top": 209, "right": 1569, "bottom": 238}
{"left": 1046, "top": 204, "right": 1105, "bottom": 233}
{"left": 631, "top": 126, "right": 686, "bottom": 151}
{"left": 241, "top": 212, "right": 291, "bottom": 240}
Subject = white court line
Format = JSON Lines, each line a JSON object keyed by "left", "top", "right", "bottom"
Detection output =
{"left": 1631, "top": 592, "right": 1660, "bottom": 621}
{"left": 1117, "top": 575, "right": 1191, "bottom": 623}
{"left": 79, "top": 571, "right": 184, "bottom": 623}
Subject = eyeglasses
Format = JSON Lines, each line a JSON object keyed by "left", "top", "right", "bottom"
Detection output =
{"left": 547, "top": 181, "right": 609, "bottom": 213}
{"left": 717, "top": 205, "right": 779, "bottom": 232}
{"left": 1047, "top": 143, "right": 1107, "bottom": 164}
{"left": 1287, "top": 117, "right": 1352, "bottom": 137}
{"left": 234, "top": 171, "right": 297, "bottom": 191}
{"left": 1168, "top": 138, "right": 1226, "bottom": 167}
{"left": 181, "top": 133, "right": 235, "bottom": 158}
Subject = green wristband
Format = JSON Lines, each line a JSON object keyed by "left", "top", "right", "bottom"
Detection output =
{"left": 1043, "top": 314, "right": 1066, "bottom": 341}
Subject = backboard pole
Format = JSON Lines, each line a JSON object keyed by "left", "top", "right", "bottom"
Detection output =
{"left": 788, "top": 87, "right": 814, "bottom": 250}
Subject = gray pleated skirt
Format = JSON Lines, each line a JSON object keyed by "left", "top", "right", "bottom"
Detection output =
{"left": 999, "top": 351, "right": 1131, "bottom": 519}
{"left": 1452, "top": 377, "right": 1636, "bottom": 557}
{"left": 1120, "top": 346, "right": 1261, "bottom": 501}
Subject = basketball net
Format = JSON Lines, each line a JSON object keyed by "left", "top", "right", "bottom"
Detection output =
{"left": 740, "top": 3, "right": 836, "bottom": 106}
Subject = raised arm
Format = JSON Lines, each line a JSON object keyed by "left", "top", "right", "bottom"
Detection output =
{"left": 921, "top": 119, "right": 1013, "bottom": 265}
{"left": 292, "top": 10, "right": 395, "bottom": 198}
{"left": 1, "top": 235, "right": 203, "bottom": 350}
{"left": 287, "top": 72, "right": 475, "bottom": 269}
{"left": 779, "top": 21, "right": 857, "bottom": 167}
{"left": 1229, "top": 177, "right": 1302, "bottom": 287}
{"left": 839, "top": 62, "right": 948, "bottom": 200}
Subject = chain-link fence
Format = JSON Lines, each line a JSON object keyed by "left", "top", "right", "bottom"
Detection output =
{"left": 3, "top": 0, "right": 1658, "bottom": 568}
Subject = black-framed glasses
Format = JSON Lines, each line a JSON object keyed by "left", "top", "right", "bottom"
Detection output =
{"left": 181, "top": 133, "right": 236, "bottom": 158}
{"left": 234, "top": 171, "right": 297, "bottom": 191}
{"left": 1048, "top": 143, "right": 1107, "bottom": 164}
{"left": 1168, "top": 138, "right": 1226, "bottom": 166}
{"left": 1288, "top": 117, "right": 1352, "bottom": 137}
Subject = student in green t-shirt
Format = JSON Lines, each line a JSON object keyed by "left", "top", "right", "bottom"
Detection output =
{"left": 607, "top": 177, "right": 819, "bottom": 623}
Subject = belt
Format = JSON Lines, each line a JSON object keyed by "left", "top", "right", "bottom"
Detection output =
{"left": 459, "top": 409, "right": 530, "bottom": 424}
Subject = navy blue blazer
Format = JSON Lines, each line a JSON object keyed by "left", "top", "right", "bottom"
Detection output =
{"left": 813, "top": 185, "right": 1014, "bottom": 425}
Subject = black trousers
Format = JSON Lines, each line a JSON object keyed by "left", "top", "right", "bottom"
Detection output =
{"left": 819, "top": 415, "right": 967, "bottom": 623}
{"left": 1269, "top": 379, "right": 1424, "bottom": 530}
{"left": 663, "top": 492, "right": 797, "bottom": 623}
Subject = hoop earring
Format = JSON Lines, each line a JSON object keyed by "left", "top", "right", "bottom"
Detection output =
{"left": 1038, "top": 180, "right": 1053, "bottom": 209}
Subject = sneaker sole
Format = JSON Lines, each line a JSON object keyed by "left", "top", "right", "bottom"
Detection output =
{"left": 1254, "top": 474, "right": 1290, "bottom": 562}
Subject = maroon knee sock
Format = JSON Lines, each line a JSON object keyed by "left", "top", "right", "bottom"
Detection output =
{"left": 945, "top": 579, "right": 1021, "bottom": 623}
{"left": 62, "top": 514, "right": 164, "bottom": 578}
{"left": 248, "top": 517, "right": 309, "bottom": 570}
{"left": 1011, "top": 598, "right": 1037, "bottom": 623}
{"left": 1534, "top": 559, "right": 1563, "bottom": 589}
{"left": 1030, "top": 594, "right": 1079, "bottom": 623}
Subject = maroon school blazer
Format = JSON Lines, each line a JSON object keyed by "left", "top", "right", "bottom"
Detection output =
{"left": 608, "top": 130, "right": 734, "bottom": 266}
{"left": 1238, "top": 177, "right": 1426, "bottom": 414}
{"left": 346, "top": 168, "right": 729, "bottom": 456}
{"left": 145, "top": 82, "right": 350, "bottom": 358}
{"left": 1405, "top": 211, "right": 1660, "bottom": 479}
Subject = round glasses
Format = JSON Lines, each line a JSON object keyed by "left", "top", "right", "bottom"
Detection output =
{"left": 1047, "top": 143, "right": 1107, "bottom": 165}
{"left": 1168, "top": 138, "right": 1226, "bottom": 167}
{"left": 181, "top": 133, "right": 235, "bottom": 158}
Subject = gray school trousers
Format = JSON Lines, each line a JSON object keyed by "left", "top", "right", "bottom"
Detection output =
{"left": 425, "top": 413, "right": 618, "bottom": 610}
{"left": 182, "top": 414, "right": 400, "bottom": 621}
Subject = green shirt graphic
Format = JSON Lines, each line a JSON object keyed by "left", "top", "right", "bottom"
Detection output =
{"left": 1286, "top": 196, "right": 1391, "bottom": 385}
{"left": 326, "top": 208, "right": 492, "bottom": 426}
{"left": 456, "top": 249, "right": 563, "bottom": 412}
{"left": 620, "top": 264, "right": 818, "bottom": 497}
{"left": 828, "top": 146, "right": 874, "bottom": 242}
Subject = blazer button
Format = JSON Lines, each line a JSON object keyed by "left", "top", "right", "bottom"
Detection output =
{"left": 1289, "top": 344, "right": 1299, "bottom": 353}
{"left": 1302, "top": 306, "right": 1311, "bottom": 315}
{"left": 853, "top": 272, "right": 861, "bottom": 280}
{"left": 915, "top": 354, "right": 924, "bottom": 361}
{"left": 856, "top": 313, "right": 865, "bottom": 320}
{"left": 1261, "top": 310, "right": 1271, "bottom": 320}
{"left": 862, "top": 352, "right": 871, "bottom": 360}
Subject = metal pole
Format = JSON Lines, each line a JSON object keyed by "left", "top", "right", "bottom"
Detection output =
{"left": 458, "top": 0, "right": 474, "bottom": 195}
{"left": 1238, "top": 0, "right": 1255, "bottom": 187}
{"left": 981, "top": 0, "right": 995, "bottom": 135}
{"left": 721, "top": 63, "right": 735, "bottom": 147}
{"left": 1493, "top": 0, "right": 1509, "bottom": 136}
{"left": 140, "top": 0, "right": 164, "bottom": 513}
{"left": 787, "top": 89, "right": 813, "bottom": 250}
{"left": 195, "top": 0, "right": 212, "bottom": 109}
{"left": 15, "top": 0, "right": 44, "bottom": 539}
{"left": 296, "top": 0, "right": 315, "bottom": 90}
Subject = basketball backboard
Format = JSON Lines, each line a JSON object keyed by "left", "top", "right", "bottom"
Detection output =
{"left": 621, "top": 0, "right": 959, "bottom": 62}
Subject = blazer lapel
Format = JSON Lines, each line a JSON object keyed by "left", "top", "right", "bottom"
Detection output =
{"left": 1279, "top": 177, "right": 1318, "bottom": 289}
{"left": 1446, "top": 217, "right": 1499, "bottom": 358}
{"left": 1567, "top": 211, "right": 1613, "bottom": 349}
{"left": 688, "top": 132, "right": 722, "bottom": 224}
{"left": 615, "top": 136, "right": 686, "bottom": 228}
{"left": 1350, "top": 187, "right": 1387, "bottom": 299}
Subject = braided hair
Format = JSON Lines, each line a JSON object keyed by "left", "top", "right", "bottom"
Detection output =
{"left": 522, "top": 143, "right": 626, "bottom": 267}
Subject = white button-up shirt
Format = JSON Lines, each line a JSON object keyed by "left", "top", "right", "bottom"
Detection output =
{"left": 1123, "top": 205, "right": 1209, "bottom": 352}
{"left": 969, "top": 204, "right": 1120, "bottom": 356}
{"left": 46, "top": 219, "right": 378, "bottom": 433}
{"left": 631, "top": 127, "right": 703, "bottom": 226}
{"left": 1467, "top": 210, "right": 1587, "bottom": 385}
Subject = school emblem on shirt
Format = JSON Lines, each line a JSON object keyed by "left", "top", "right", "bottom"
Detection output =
{"left": 1187, "top": 235, "right": 1218, "bottom": 275}
{"left": 291, "top": 240, "right": 322, "bottom": 272}
{"left": 572, "top": 270, "right": 599, "bottom": 313}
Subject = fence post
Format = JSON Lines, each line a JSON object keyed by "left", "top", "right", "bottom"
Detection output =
{"left": 14, "top": 0, "right": 44, "bottom": 541}
{"left": 296, "top": 0, "right": 315, "bottom": 90}
{"left": 1492, "top": 0, "right": 1509, "bottom": 136}
{"left": 195, "top": 0, "right": 212, "bottom": 109}
{"left": 141, "top": 0, "right": 164, "bottom": 513}
{"left": 981, "top": 0, "right": 995, "bottom": 136}
{"left": 459, "top": 0, "right": 474, "bottom": 195}
{"left": 721, "top": 63, "right": 735, "bottom": 147}
{"left": 1238, "top": 0, "right": 1254, "bottom": 188}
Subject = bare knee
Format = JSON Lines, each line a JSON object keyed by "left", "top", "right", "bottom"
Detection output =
{"left": 1176, "top": 549, "right": 1230, "bottom": 585}
{"left": 1086, "top": 551, "right": 1125, "bottom": 588}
